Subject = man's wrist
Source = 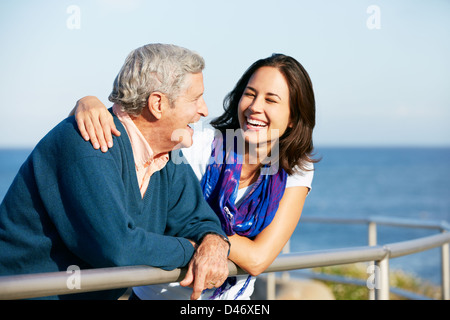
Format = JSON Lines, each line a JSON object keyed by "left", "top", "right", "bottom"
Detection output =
{"left": 200, "top": 232, "right": 231, "bottom": 256}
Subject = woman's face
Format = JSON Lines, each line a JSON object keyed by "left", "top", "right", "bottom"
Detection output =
{"left": 238, "top": 66, "right": 292, "bottom": 147}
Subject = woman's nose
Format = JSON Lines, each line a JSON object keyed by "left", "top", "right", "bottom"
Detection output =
{"left": 248, "top": 97, "right": 264, "bottom": 114}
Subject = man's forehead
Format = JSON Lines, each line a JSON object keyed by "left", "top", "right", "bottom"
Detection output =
{"left": 183, "top": 72, "right": 204, "bottom": 95}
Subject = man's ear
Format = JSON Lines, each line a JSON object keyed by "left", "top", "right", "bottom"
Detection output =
{"left": 147, "top": 92, "right": 165, "bottom": 120}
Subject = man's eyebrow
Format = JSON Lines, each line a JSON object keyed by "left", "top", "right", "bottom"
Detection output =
{"left": 246, "top": 86, "right": 281, "bottom": 100}
{"left": 194, "top": 92, "right": 203, "bottom": 99}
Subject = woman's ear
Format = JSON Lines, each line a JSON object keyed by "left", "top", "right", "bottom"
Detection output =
{"left": 147, "top": 92, "right": 164, "bottom": 120}
{"left": 288, "top": 118, "right": 294, "bottom": 129}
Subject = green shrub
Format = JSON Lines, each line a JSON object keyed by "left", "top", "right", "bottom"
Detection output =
{"left": 312, "top": 263, "right": 440, "bottom": 300}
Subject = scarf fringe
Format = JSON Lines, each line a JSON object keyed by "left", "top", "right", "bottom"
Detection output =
{"left": 209, "top": 275, "right": 252, "bottom": 300}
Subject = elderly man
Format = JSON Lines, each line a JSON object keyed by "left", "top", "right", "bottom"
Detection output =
{"left": 0, "top": 43, "right": 229, "bottom": 300}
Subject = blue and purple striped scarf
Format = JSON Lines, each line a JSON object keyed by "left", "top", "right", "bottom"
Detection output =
{"left": 200, "top": 133, "right": 287, "bottom": 299}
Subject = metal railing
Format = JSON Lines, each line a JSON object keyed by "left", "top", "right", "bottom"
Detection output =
{"left": 0, "top": 216, "right": 449, "bottom": 300}
{"left": 294, "top": 216, "right": 450, "bottom": 300}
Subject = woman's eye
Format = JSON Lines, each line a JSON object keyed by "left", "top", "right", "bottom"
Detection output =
{"left": 266, "top": 98, "right": 276, "bottom": 103}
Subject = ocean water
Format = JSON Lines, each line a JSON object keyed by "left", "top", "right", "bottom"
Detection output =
{"left": 1, "top": 147, "right": 449, "bottom": 285}
{"left": 291, "top": 147, "right": 450, "bottom": 285}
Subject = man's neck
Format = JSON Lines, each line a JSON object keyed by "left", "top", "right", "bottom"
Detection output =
{"left": 130, "top": 112, "right": 168, "bottom": 157}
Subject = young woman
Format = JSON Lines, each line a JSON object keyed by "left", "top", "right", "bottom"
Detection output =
{"left": 72, "top": 54, "right": 318, "bottom": 300}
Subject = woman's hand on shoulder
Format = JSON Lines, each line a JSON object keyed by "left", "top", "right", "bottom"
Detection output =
{"left": 74, "top": 96, "right": 120, "bottom": 152}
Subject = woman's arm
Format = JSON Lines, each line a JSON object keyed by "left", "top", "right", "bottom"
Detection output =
{"left": 69, "top": 96, "right": 120, "bottom": 152}
{"left": 227, "top": 186, "right": 309, "bottom": 276}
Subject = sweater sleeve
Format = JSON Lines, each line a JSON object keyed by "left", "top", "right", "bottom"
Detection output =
{"left": 164, "top": 153, "right": 226, "bottom": 244}
{"left": 45, "top": 154, "right": 195, "bottom": 270}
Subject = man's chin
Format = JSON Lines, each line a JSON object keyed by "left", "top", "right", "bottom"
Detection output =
{"left": 171, "top": 128, "right": 194, "bottom": 150}
{"left": 172, "top": 137, "right": 193, "bottom": 150}
{"left": 180, "top": 140, "right": 194, "bottom": 149}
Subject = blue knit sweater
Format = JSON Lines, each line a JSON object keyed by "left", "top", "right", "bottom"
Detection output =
{"left": 0, "top": 111, "right": 225, "bottom": 299}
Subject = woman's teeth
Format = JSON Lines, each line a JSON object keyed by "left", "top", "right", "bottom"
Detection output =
{"left": 247, "top": 118, "right": 267, "bottom": 127}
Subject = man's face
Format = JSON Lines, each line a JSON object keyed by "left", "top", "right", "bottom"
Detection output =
{"left": 165, "top": 72, "right": 208, "bottom": 149}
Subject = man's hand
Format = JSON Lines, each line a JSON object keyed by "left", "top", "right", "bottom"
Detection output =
{"left": 180, "top": 234, "right": 230, "bottom": 300}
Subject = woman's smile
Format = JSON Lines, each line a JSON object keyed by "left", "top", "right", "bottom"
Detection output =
{"left": 244, "top": 117, "right": 269, "bottom": 130}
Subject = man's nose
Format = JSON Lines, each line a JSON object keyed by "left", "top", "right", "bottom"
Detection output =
{"left": 198, "top": 97, "right": 208, "bottom": 117}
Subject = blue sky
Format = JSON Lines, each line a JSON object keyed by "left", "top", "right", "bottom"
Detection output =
{"left": 0, "top": 0, "right": 449, "bottom": 148}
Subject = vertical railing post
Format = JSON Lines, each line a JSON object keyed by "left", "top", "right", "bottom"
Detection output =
{"left": 368, "top": 221, "right": 377, "bottom": 247}
{"left": 281, "top": 240, "right": 291, "bottom": 281}
{"left": 266, "top": 273, "right": 276, "bottom": 300}
{"left": 375, "top": 254, "right": 390, "bottom": 300}
{"left": 441, "top": 229, "right": 449, "bottom": 300}
{"left": 368, "top": 221, "right": 377, "bottom": 300}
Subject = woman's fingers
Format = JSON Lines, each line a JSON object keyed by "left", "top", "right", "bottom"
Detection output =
{"left": 74, "top": 96, "right": 119, "bottom": 152}
{"left": 76, "top": 116, "right": 90, "bottom": 142}
{"left": 81, "top": 116, "right": 101, "bottom": 150}
{"left": 98, "top": 110, "right": 120, "bottom": 151}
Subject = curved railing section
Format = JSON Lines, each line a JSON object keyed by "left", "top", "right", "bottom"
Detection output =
{"left": 0, "top": 216, "right": 449, "bottom": 300}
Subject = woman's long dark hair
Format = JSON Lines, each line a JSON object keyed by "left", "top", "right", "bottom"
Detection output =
{"left": 210, "top": 54, "right": 318, "bottom": 175}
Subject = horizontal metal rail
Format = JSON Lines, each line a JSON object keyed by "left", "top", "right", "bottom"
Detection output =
{"left": 301, "top": 215, "right": 450, "bottom": 231}
{"left": 388, "top": 232, "right": 449, "bottom": 258}
{"left": 1, "top": 230, "right": 449, "bottom": 300}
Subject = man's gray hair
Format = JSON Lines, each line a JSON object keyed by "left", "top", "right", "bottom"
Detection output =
{"left": 109, "top": 43, "right": 205, "bottom": 116}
